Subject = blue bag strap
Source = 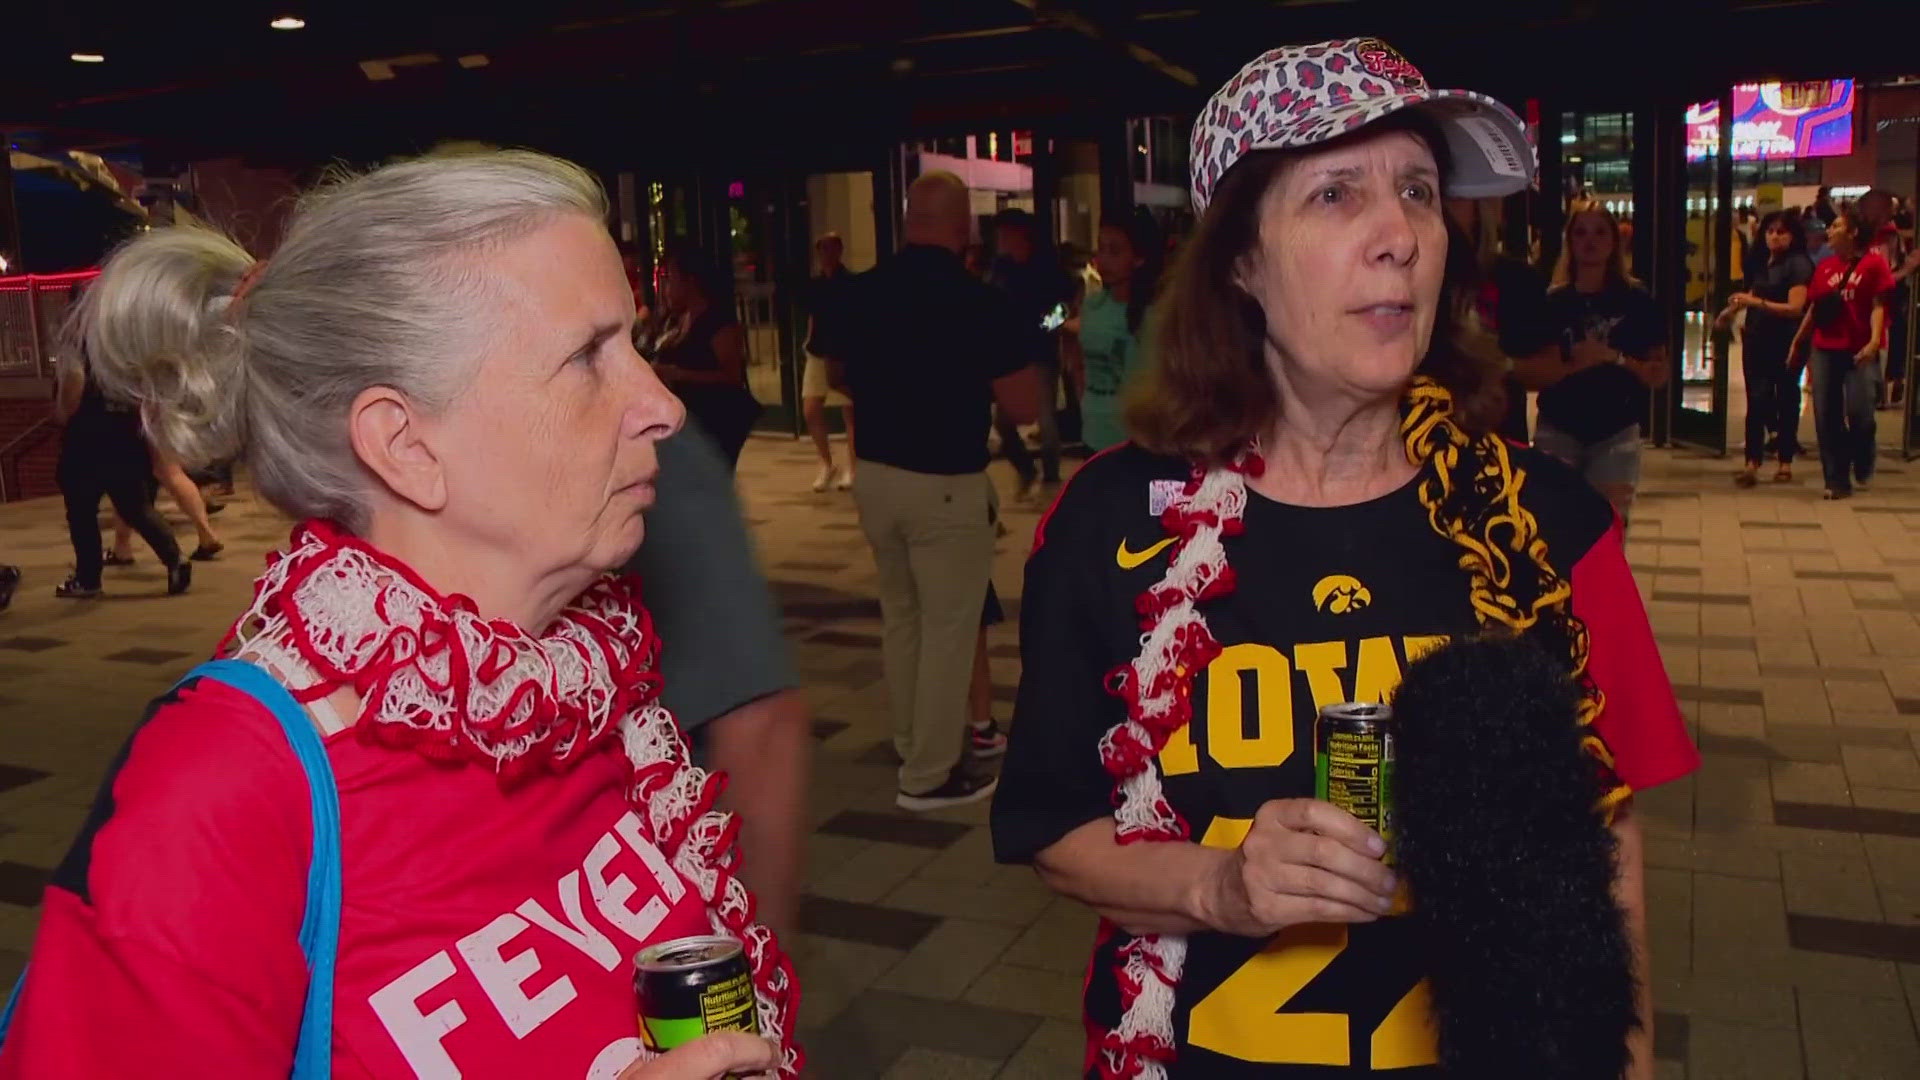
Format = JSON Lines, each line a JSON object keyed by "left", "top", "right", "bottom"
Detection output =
{"left": 0, "top": 660, "right": 341, "bottom": 1077}
{"left": 186, "top": 660, "right": 342, "bottom": 1079}
{"left": 0, "top": 966, "right": 21, "bottom": 1048}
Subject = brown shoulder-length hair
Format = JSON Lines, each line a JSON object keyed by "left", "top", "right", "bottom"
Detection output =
{"left": 1125, "top": 112, "right": 1499, "bottom": 467}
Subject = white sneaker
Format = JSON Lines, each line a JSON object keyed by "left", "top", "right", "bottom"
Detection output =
{"left": 834, "top": 468, "right": 854, "bottom": 491}
{"left": 811, "top": 464, "right": 834, "bottom": 493}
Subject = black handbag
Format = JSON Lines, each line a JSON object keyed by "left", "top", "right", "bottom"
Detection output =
{"left": 1812, "top": 257, "right": 1863, "bottom": 329}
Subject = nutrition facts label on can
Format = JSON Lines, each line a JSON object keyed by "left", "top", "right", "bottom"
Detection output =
{"left": 1323, "top": 731, "right": 1386, "bottom": 821}
{"left": 699, "top": 972, "right": 758, "bottom": 1033}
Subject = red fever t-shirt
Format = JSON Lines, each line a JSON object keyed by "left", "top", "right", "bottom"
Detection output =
{"left": 0, "top": 677, "right": 714, "bottom": 1079}
{"left": 1809, "top": 250, "right": 1895, "bottom": 354}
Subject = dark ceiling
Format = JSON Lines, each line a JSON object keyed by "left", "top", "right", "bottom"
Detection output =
{"left": 5, "top": 0, "right": 1914, "bottom": 173}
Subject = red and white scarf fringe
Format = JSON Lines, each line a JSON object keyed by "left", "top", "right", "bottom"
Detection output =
{"left": 1097, "top": 456, "right": 1262, "bottom": 1080}
{"left": 221, "top": 520, "right": 802, "bottom": 1076}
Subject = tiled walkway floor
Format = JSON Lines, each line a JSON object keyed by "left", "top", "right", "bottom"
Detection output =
{"left": 6, "top": 425, "right": 1920, "bottom": 1078}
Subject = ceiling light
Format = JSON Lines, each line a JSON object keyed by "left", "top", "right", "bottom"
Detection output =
{"left": 70, "top": 52, "right": 105, "bottom": 63}
{"left": 270, "top": 16, "right": 306, "bottom": 30}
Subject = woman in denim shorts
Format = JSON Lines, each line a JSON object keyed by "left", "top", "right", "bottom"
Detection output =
{"left": 1522, "top": 204, "right": 1670, "bottom": 526}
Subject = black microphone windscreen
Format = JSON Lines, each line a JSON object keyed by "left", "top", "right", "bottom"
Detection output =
{"left": 1391, "top": 633, "right": 1638, "bottom": 1080}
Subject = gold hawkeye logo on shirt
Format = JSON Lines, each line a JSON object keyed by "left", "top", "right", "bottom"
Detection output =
{"left": 1115, "top": 536, "right": 1177, "bottom": 570}
{"left": 1312, "top": 574, "right": 1373, "bottom": 615}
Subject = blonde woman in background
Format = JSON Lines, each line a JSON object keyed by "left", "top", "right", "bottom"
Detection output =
{"left": 1519, "top": 203, "right": 1669, "bottom": 525}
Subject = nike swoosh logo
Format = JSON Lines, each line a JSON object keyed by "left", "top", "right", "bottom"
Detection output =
{"left": 1116, "top": 537, "right": 1176, "bottom": 570}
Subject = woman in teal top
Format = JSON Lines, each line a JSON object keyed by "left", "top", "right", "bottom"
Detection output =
{"left": 1074, "top": 211, "right": 1163, "bottom": 451}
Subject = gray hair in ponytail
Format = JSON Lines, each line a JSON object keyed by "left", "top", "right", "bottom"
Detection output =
{"left": 74, "top": 149, "right": 608, "bottom": 531}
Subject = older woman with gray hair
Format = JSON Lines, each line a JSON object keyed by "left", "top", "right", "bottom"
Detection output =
{"left": 0, "top": 152, "right": 796, "bottom": 1079}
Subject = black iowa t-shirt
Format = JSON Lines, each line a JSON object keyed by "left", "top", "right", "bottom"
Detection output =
{"left": 992, "top": 444, "right": 1695, "bottom": 1078}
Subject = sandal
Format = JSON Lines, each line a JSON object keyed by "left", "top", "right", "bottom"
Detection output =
{"left": 1822, "top": 489, "right": 1851, "bottom": 501}
{"left": 1735, "top": 470, "right": 1758, "bottom": 488}
{"left": 1773, "top": 465, "right": 1792, "bottom": 483}
{"left": 190, "top": 541, "right": 225, "bottom": 561}
{"left": 54, "top": 576, "right": 102, "bottom": 599}
{"left": 102, "top": 550, "right": 136, "bottom": 567}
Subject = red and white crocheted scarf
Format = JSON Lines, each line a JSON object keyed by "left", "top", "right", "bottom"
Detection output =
{"left": 220, "top": 519, "right": 802, "bottom": 1076}
{"left": 1095, "top": 456, "right": 1257, "bottom": 1080}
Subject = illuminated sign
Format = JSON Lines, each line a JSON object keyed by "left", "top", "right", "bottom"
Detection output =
{"left": 1687, "top": 80, "right": 1854, "bottom": 161}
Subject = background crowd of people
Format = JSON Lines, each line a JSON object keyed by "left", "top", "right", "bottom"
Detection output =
{"left": 779, "top": 174, "right": 1916, "bottom": 559}
{"left": 0, "top": 21, "right": 1914, "bottom": 1077}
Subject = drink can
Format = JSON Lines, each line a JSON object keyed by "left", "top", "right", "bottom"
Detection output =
{"left": 635, "top": 935, "right": 760, "bottom": 1053}
{"left": 1314, "top": 702, "right": 1396, "bottom": 861}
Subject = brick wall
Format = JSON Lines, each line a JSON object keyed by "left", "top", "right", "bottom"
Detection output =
{"left": 0, "top": 394, "right": 60, "bottom": 502}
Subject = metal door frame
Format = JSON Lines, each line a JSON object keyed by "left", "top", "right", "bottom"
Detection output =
{"left": 1901, "top": 282, "right": 1920, "bottom": 459}
{"left": 1669, "top": 87, "right": 1735, "bottom": 454}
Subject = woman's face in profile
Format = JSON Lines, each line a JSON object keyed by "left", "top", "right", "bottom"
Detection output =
{"left": 1239, "top": 127, "right": 1448, "bottom": 402}
{"left": 1827, "top": 216, "right": 1856, "bottom": 252}
{"left": 414, "top": 214, "right": 685, "bottom": 583}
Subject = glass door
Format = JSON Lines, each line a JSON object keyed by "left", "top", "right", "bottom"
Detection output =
{"left": 1560, "top": 111, "right": 1637, "bottom": 272}
{"left": 1672, "top": 91, "right": 1735, "bottom": 452}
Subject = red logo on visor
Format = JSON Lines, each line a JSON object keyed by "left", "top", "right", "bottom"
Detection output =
{"left": 1354, "top": 39, "right": 1424, "bottom": 89}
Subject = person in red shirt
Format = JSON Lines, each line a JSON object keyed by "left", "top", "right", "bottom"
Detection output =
{"left": 0, "top": 152, "right": 798, "bottom": 1079}
{"left": 1791, "top": 209, "right": 1895, "bottom": 499}
{"left": 1857, "top": 189, "right": 1920, "bottom": 408}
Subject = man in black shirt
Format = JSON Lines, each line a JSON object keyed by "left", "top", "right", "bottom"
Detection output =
{"left": 811, "top": 171, "right": 1043, "bottom": 810}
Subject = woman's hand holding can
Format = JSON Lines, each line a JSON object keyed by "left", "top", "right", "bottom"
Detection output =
{"left": 619, "top": 1032, "right": 780, "bottom": 1080}
{"left": 1190, "top": 798, "right": 1397, "bottom": 937}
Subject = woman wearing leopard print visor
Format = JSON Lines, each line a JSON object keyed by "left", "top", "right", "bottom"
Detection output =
{"left": 992, "top": 38, "right": 1697, "bottom": 1079}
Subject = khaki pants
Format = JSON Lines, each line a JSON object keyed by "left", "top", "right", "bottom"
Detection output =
{"left": 853, "top": 462, "right": 995, "bottom": 794}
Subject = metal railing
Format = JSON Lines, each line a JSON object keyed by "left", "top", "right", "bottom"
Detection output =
{"left": 0, "top": 271, "right": 94, "bottom": 501}
{"left": 0, "top": 269, "right": 98, "bottom": 379}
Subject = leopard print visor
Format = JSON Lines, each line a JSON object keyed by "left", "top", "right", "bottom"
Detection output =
{"left": 1190, "top": 37, "right": 1536, "bottom": 213}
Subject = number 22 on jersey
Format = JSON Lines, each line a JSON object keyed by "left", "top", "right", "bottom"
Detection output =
{"left": 1190, "top": 817, "right": 1436, "bottom": 1069}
